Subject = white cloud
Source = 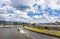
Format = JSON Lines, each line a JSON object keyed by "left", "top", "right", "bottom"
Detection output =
{"left": 32, "top": 15, "right": 42, "bottom": 18}
{"left": 33, "top": 15, "right": 39, "bottom": 18}
{"left": 42, "top": 12, "right": 60, "bottom": 23}
{"left": 0, "top": 0, "right": 60, "bottom": 23}
{"left": 47, "top": 0, "right": 60, "bottom": 9}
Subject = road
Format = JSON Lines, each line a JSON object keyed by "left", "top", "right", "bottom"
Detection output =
{"left": 0, "top": 25, "right": 60, "bottom": 39}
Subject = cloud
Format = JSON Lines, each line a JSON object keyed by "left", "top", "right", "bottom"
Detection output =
{"left": 33, "top": 15, "right": 39, "bottom": 18}
{"left": 10, "top": 0, "right": 35, "bottom": 11}
{"left": 33, "top": 15, "right": 42, "bottom": 18}
{"left": 0, "top": 0, "right": 60, "bottom": 23}
{"left": 13, "top": 5, "right": 30, "bottom": 11}
{"left": 47, "top": 0, "right": 60, "bottom": 9}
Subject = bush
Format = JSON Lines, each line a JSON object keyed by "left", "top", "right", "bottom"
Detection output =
{"left": 22, "top": 24, "right": 26, "bottom": 27}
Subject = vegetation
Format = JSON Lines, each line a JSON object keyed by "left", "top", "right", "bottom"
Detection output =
{"left": 24, "top": 26, "right": 60, "bottom": 36}
{"left": 22, "top": 24, "right": 27, "bottom": 27}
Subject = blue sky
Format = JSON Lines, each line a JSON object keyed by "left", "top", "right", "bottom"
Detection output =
{"left": 0, "top": 0, "right": 60, "bottom": 23}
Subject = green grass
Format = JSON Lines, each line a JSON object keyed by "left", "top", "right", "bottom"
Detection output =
{"left": 23, "top": 26, "right": 60, "bottom": 36}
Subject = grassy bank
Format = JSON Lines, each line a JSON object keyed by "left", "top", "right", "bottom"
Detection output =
{"left": 23, "top": 26, "right": 60, "bottom": 37}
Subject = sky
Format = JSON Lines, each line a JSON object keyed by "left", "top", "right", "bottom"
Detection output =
{"left": 0, "top": 0, "right": 60, "bottom": 23}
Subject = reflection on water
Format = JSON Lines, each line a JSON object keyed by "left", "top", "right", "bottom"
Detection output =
{"left": 0, "top": 27, "right": 19, "bottom": 39}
